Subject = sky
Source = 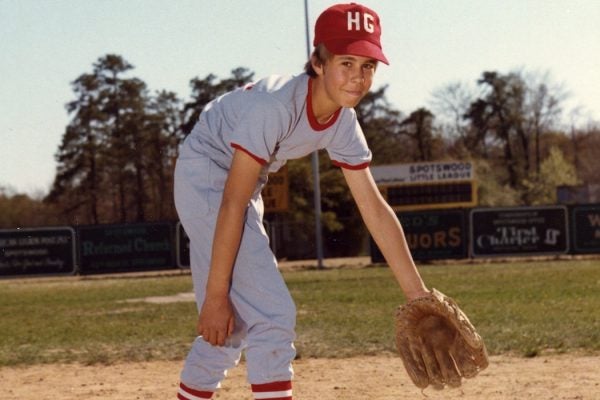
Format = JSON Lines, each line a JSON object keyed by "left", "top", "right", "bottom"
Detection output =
{"left": 1, "top": 0, "right": 599, "bottom": 196}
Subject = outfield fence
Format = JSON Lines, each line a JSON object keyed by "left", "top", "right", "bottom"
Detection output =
{"left": 1, "top": 204, "right": 599, "bottom": 277}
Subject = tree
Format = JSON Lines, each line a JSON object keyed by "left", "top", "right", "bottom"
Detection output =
{"left": 1, "top": 187, "right": 59, "bottom": 228}
{"left": 48, "top": 54, "right": 172, "bottom": 224}
{"left": 570, "top": 123, "right": 600, "bottom": 186}
{"left": 47, "top": 72, "right": 106, "bottom": 224}
{"left": 181, "top": 67, "right": 254, "bottom": 135}
{"left": 464, "top": 71, "right": 529, "bottom": 188}
{"left": 144, "top": 90, "right": 183, "bottom": 220}
{"left": 522, "top": 147, "right": 578, "bottom": 205}
{"left": 47, "top": 60, "right": 258, "bottom": 226}
{"left": 94, "top": 54, "right": 149, "bottom": 222}
{"left": 431, "top": 81, "right": 475, "bottom": 156}
{"left": 523, "top": 71, "right": 565, "bottom": 174}
{"left": 474, "top": 159, "right": 521, "bottom": 206}
{"left": 354, "top": 85, "right": 409, "bottom": 164}
{"left": 398, "top": 108, "right": 436, "bottom": 161}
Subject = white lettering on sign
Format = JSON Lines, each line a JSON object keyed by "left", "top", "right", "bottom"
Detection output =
{"left": 544, "top": 229, "right": 561, "bottom": 245}
{"left": 476, "top": 226, "right": 540, "bottom": 249}
{"left": 347, "top": 11, "right": 375, "bottom": 33}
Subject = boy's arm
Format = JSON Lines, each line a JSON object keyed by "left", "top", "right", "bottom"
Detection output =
{"left": 199, "top": 149, "right": 263, "bottom": 346}
{"left": 342, "top": 166, "right": 429, "bottom": 301}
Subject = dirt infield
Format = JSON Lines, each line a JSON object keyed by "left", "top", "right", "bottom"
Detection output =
{"left": 2, "top": 354, "right": 599, "bottom": 399}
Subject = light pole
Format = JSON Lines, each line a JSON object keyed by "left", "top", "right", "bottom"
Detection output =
{"left": 303, "top": 0, "right": 324, "bottom": 269}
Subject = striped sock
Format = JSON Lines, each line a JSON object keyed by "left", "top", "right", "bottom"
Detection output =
{"left": 251, "top": 380, "right": 293, "bottom": 400}
{"left": 177, "top": 382, "right": 214, "bottom": 400}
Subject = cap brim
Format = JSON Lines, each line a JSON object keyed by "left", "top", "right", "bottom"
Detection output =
{"left": 324, "top": 39, "right": 389, "bottom": 65}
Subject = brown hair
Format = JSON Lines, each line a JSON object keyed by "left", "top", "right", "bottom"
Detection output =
{"left": 303, "top": 44, "right": 333, "bottom": 77}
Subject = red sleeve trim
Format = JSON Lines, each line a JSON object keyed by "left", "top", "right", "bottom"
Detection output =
{"left": 231, "top": 143, "right": 268, "bottom": 165}
{"left": 332, "top": 160, "right": 371, "bottom": 170}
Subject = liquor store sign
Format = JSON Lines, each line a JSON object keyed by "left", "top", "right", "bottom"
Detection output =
{"left": 371, "top": 209, "right": 468, "bottom": 262}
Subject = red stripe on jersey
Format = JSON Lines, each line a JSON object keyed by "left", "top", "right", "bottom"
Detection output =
{"left": 306, "top": 78, "right": 341, "bottom": 131}
{"left": 178, "top": 382, "right": 213, "bottom": 399}
{"left": 231, "top": 143, "right": 268, "bottom": 165}
{"left": 332, "top": 160, "right": 370, "bottom": 170}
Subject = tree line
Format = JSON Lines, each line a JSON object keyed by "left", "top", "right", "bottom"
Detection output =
{"left": 1, "top": 54, "right": 599, "bottom": 257}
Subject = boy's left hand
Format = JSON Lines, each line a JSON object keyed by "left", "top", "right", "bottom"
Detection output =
{"left": 197, "top": 295, "right": 235, "bottom": 346}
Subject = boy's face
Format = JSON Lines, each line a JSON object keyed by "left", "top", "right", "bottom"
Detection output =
{"left": 317, "top": 54, "right": 377, "bottom": 108}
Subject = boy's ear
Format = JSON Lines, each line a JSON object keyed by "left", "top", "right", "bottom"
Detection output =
{"left": 311, "top": 54, "right": 325, "bottom": 76}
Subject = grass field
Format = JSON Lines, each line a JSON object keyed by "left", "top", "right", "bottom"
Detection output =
{"left": 0, "top": 259, "right": 599, "bottom": 367}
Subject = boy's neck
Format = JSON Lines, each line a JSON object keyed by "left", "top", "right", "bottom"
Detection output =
{"left": 310, "top": 77, "right": 341, "bottom": 124}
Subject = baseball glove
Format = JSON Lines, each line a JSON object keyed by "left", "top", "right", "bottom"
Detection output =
{"left": 395, "top": 288, "right": 488, "bottom": 390}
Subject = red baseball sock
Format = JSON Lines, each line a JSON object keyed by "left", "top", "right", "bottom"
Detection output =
{"left": 251, "top": 380, "right": 293, "bottom": 400}
{"left": 177, "top": 382, "right": 214, "bottom": 399}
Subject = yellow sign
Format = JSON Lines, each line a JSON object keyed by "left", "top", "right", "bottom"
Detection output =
{"left": 262, "top": 165, "right": 289, "bottom": 212}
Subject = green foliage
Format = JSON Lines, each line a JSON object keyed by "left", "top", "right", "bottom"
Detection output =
{"left": 1, "top": 260, "right": 598, "bottom": 366}
{"left": 474, "top": 159, "right": 521, "bottom": 206}
{"left": 523, "top": 146, "right": 579, "bottom": 205}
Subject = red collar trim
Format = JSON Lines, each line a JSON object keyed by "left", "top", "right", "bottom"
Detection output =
{"left": 306, "top": 77, "right": 341, "bottom": 131}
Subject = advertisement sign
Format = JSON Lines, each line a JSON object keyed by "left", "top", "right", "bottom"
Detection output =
{"left": 371, "top": 161, "right": 474, "bottom": 185}
{"left": 371, "top": 209, "right": 468, "bottom": 262}
{"left": 263, "top": 165, "right": 289, "bottom": 213}
{"left": 571, "top": 204, "right": 600, "bottom": 254}
{"left": 78, "top": 223, "right": 174, "bottom": 274}
{"left": 470, "top": 206, "right": 569, "bottom": 257}
{"left": 0, "top": 227, "right": 76, "bottom": 276}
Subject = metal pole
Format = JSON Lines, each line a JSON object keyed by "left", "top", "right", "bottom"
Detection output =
{"left": 304, "top": 0, "right": 324, "bottom": 269}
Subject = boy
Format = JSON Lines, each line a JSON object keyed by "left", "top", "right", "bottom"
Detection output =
{"left": 174, "top": 3, "right": 429, "bottom": 399}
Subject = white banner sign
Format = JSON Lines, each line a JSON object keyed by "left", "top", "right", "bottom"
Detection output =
{"left": 371, "top": 161, "right": 473, "bottom": 184}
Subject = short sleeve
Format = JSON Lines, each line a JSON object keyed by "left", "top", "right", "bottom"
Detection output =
{"left": 229, "top": 93, "right": 290, "bottom": 165}
{"left": 326, "top": 110, "right": 372, "bottom": 170}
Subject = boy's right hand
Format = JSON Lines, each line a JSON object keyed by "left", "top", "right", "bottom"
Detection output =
{"left": 197, "top": 295, "right": 235, "bottom": 346}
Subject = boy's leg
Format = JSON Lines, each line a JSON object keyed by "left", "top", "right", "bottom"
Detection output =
{"left": 230, "top": 199, "right": 297, "bottom": 397}
{"left": 178, "top": 215, "right": 247, "bottom": 393}
{"left": 175, "top": 156, "right": 246, "bottom": 394}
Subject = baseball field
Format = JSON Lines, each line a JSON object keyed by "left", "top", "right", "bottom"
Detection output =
{"left": 1, "top": 258, "right": 599, "bottom": 399}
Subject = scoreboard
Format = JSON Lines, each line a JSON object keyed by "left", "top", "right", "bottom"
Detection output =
{"left": 371, "top": 161, "right": 477, "bottom": 211}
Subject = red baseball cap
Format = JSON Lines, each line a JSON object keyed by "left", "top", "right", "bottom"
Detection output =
{"left": 313, "top": 3, "right": 389, "bottom": 65}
